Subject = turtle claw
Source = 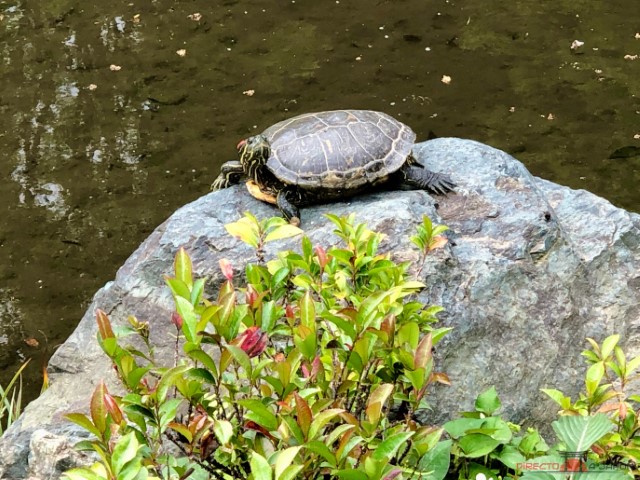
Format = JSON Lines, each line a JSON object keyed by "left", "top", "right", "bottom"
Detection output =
{"left": 430, "top": 174, "right": 456, "bottom": 195}
{"left": 211, "top": 175, "right": 228, "bottom": 191}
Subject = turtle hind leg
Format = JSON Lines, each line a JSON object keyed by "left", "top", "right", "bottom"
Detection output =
{"left": 276, "top": 189, "right": 302, "bottom": 226}
{"left": 399, "top": 164, "right": 455, "bottom": 195}
{"left": 211, "top": 160, "right": 244, "bottom": 190}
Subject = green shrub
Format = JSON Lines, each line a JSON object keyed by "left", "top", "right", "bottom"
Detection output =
{"left": 63, "top": 213, "right": 454, "bottom": 480}
{"left": 61, "top": 212, "right": 638, "bottom": 480}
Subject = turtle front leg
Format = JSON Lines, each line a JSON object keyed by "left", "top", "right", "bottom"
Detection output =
{"left": 211, "top": 160, "right": 245, "bottom": 190}
{"left": 276, "top": 189, "right": 301, "bottom": 227}
{"left": 399, "top": 163, "right": 455, "bottom": 195}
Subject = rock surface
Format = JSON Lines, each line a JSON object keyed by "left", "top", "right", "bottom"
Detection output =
{"left": 1, "top": 138, "right": 639, "bottom": 479}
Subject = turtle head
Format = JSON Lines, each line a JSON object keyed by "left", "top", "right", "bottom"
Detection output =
{"left": 238, "top": 135, "right": 271, "bottom": 181}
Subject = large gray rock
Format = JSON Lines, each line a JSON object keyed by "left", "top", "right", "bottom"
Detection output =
{"left": 1, "top": 138, "right": 639, "bottom": 479}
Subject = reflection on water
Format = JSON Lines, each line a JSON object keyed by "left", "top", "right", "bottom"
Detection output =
{"left": 0, "top": 0, "right": 638, "bottom": 402}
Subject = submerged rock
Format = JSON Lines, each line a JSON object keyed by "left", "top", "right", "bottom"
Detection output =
{"left": 1, "top": 138, "right": 639, "bottom": 478}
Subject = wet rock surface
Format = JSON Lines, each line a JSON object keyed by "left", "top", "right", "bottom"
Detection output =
{"left": 1, "top": 138, "right": 639, "bottom": 479}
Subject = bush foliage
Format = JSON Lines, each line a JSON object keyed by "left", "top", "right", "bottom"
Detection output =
{"left": 62, "top": 213, "right": 637, "bottom": 480}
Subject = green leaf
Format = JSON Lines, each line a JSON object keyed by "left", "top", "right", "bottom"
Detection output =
{"left": 238, "top": 399, "right": 278, "bottom": 431}
{"left": 443, "top": 418, "right": 485, "bottom": 438}
{"left": 213, "top": 419, "right": 234, "bottom": 446}
{"left": 156, "top": 365, "right": 189, "bottom": 404}
{"left": 304, "top": 441, "right": 337, "bottom": 467}
{"left": 475, "top": 386, "right": 501, "bottom": 416}
{"left": 541, "top": 388, "right": 571, "bottom": 409}
{"left": 174, "top": 296, "right": 198, "bottom": 343}
{"left": 371, "top": 432, "right": 414, "bottom": 461}
{"left": 601, "top": 334, "right": 620, "bottom": 359}
{"left": 225, "top": 344, "right": 253, "bottom": 376}
{"left": 260, "top": 300, "right": 278, "bottom": 332}
{"left": 277, "top": 465, "right": 304, "bottom": 480}
{"left": 417, "top": 439, "right": 451, "bottom": 480}
{"left": 190, "top": 277, "right": 206, "bottom": 305}
{"left": 357, "top": 290, "right": 394, "bottom": 328}
{"left": 333, "top": 471, "right": 368, "bottom": 480}
{"left": 250, "top": 451, "right": 272, "bottom": 480}
{"left": 90, "top": 381, "right": 108, "bottom": 435}
{"left": 165, "top": 277, "right": 191, "bottom": 301}
{"left": 65, "top": 413, "right": 102, "bottom": 439}
{"left": 186, "top": 367, "right": 216, "bottom": 384}
{"left": 585, "top": 362, "right": 605, "bottom": 396}
{"left": 274, "top": 446, "right": 302, "bottom": 480}
{"left": 62, "top": 468, "right": 105, "bottom": 480}
{"left": 294, "top": 325, "right": 317, "bottom": 361}
{"left": 493, "top": 444, "right": 526, "bottom": 470}
{"left": 551, "top": 413, "right": 614, "bottom": 452}
{"left": 112, "top": 431, "right": 140, "bottom": 477}
{"left": 308, "top": 408, "right": 345, "bottom": 441}
{"left": 185, "top": 348, "right": 218, "bottom": 379}
{"left": 158, "top": 398, "right": 182, "bottom": 431}
{"left": 174, "top": 247, "right": 193, "bottom": 289}
{"left": 299, "top": 290, "right": 316, "bottom": 330}
{"left": 458, "top": 433, "right": 501, "bottom": 458}
{"left": 265, "top": 224, "right": 303, "bottom": 243}
{"left": 325, "top": 424, "right": 356, "bottom": 446}
{"left": 329, "top": 248, "right": 353, "bottom": 265}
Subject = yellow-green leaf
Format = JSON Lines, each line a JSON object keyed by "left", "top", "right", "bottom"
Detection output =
{"left": 225, "top": 218, "right": 260, "bottom": 248}
{"left": 250, "top": 451, "right": 272, "bottom": 480}
{"left": 366, "top": 384, "right": 393, "bottom": 426}
{"left": 174, "top": 247, "right": 193, "bottom": 288}
{"left": 265, "top": 224, "right": 303, "bottom": 243}
{"left": 274, "top": 446, "right": 302, "bottom": 480}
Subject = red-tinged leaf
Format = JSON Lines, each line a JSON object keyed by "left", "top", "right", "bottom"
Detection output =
{"left": 310, "top": 355, "right": 322, "bottom": 380}
{"left": 294, "top": 392, "right": 313, "bottom": 437}
{"left": 380, "top": 315, "right": 396, "bottom": 344}
{"left": 619, "top": 400, "right": 628, "bottom": 419}
{"left": 366, "top": 384, "right": 394, "bottom": 427}
{"left": 90, "top": 381, "right": 108, "bottom": 435}
{"left": 96, "top": 309, "right": 114, "bottom": 340}
{"left": 245, "top": 421, "right": 276, "bottom": 440}
{"left": 414, "top": 333, "right": 433, "bottom": 370}
{"left": 428, "top": 235, "right": 448, "bottom": 251}
{"left": 235, "top": 326, "right": 268, "bottom": 357}
{"left": 430, "top": 372, "right": 451, "bottom": 385}
{"left": 246, "top": 284, "right": 259, "bottom": 308}
{"left": 174, "top": 247, "right": 193, "bottom": 288}
{"left": 382, "top": 469, "right": 402, "bottom": 480}
{"left": 315, "top": 245, "right": 328, "bottom": 270}
{"left": 171, "top": 312, "right": 183, "bottom": 329}
{"left": 219, "top": 258, "right": 234, "bottom": 281}
{"left": 103, "top": 392, "right": 123, "bottom": 424}
{"left": 285, "top": 304, "right": 295, "bottom": 320}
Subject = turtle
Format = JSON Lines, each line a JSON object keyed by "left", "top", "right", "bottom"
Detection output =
{"left": 211, "top": 109, "right": 455, "bottom": 225}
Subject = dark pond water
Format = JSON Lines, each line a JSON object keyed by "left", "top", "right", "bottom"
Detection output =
{"left": 1, "top": 0, "right": 638, "bottom": 402}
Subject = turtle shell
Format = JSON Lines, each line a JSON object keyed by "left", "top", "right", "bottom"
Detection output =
{"left": 261, "top": 110, "right": 416, "bottom": 189}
